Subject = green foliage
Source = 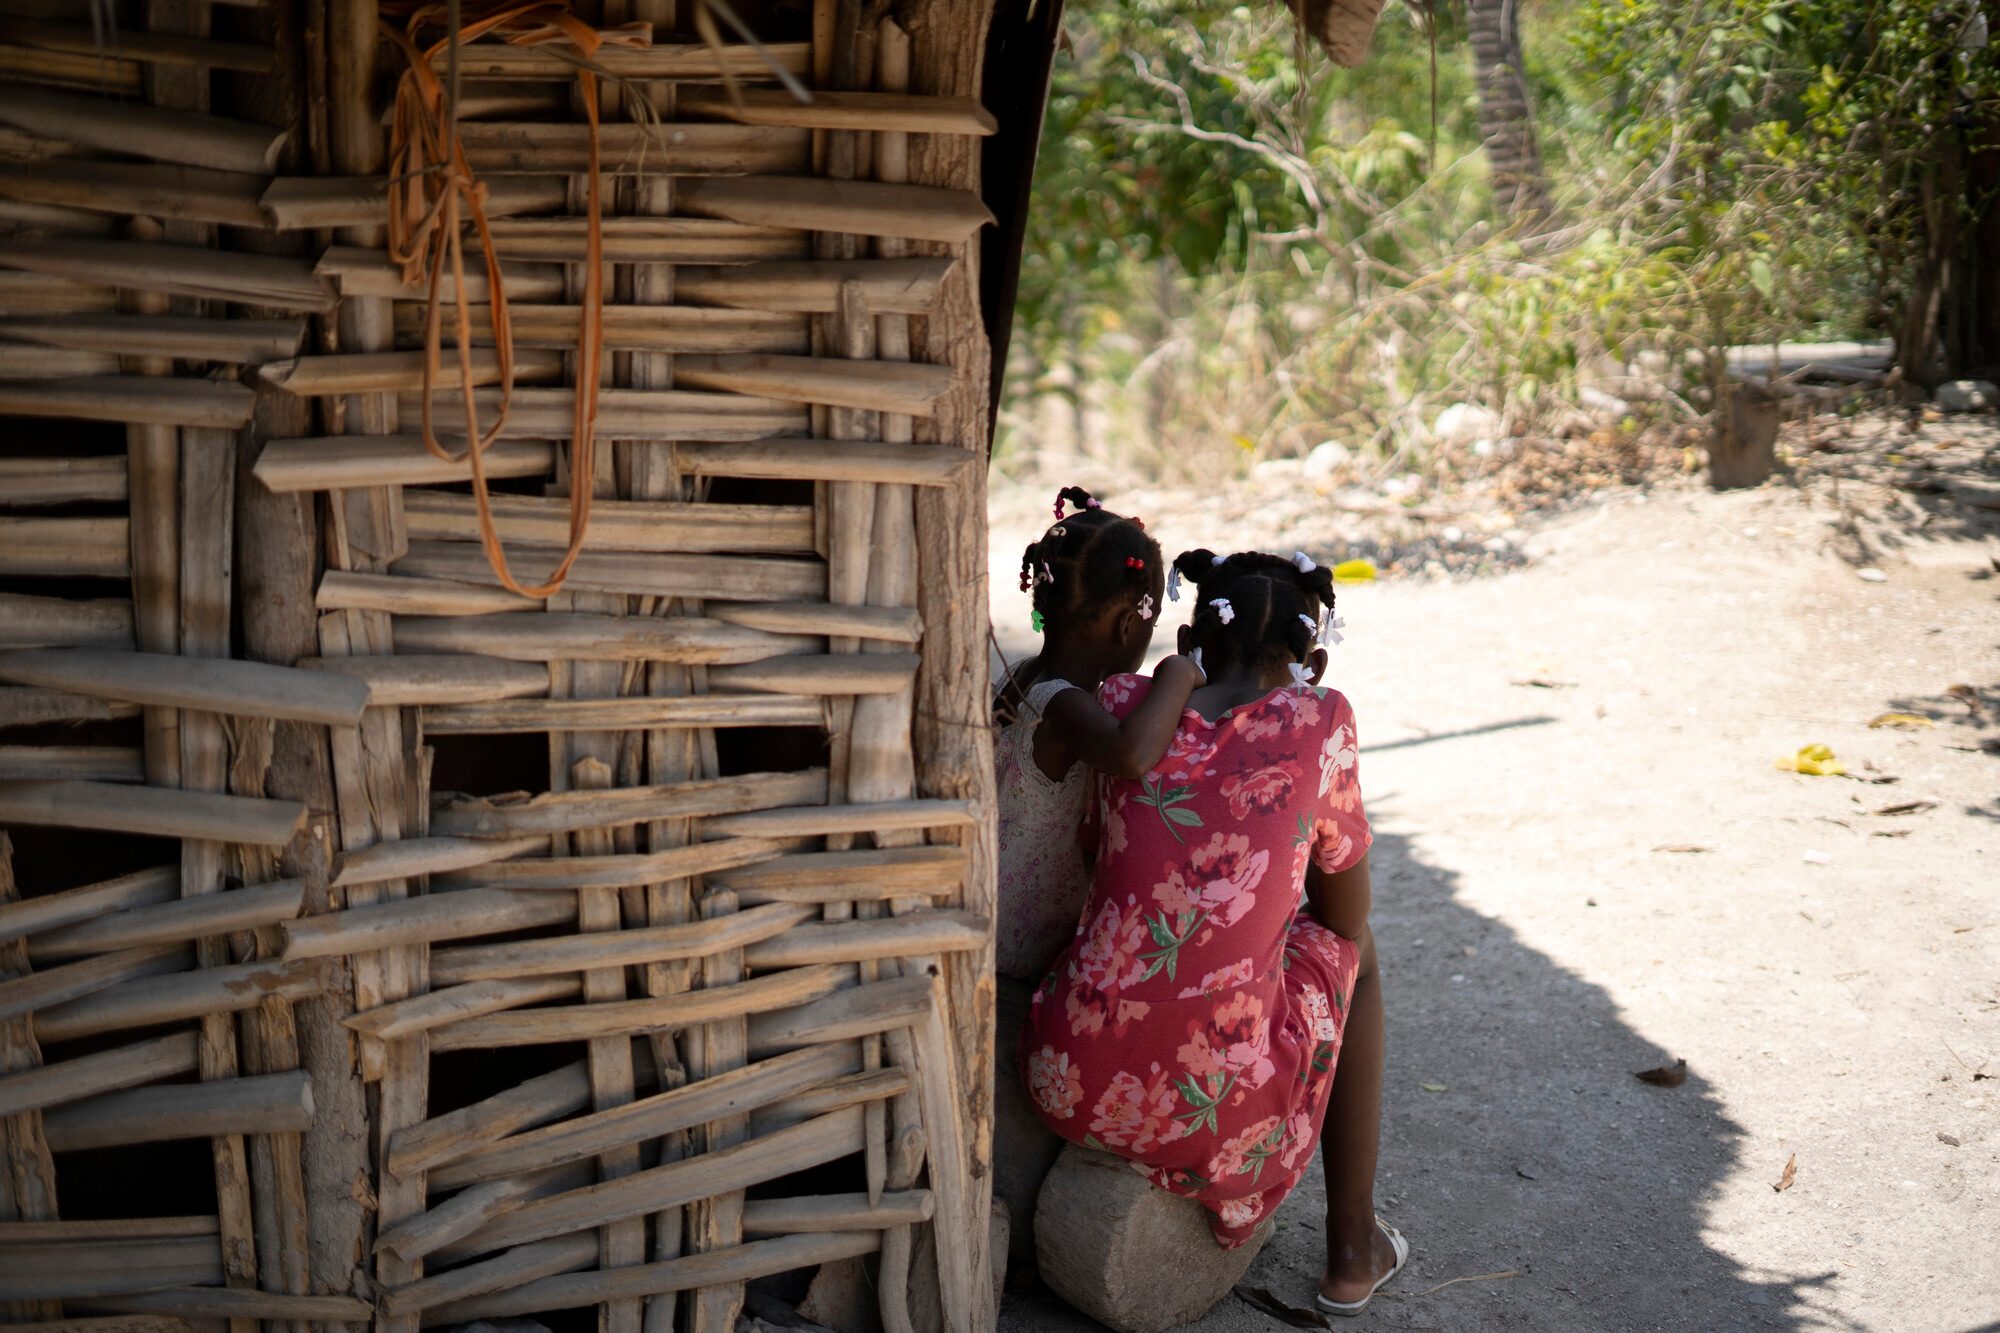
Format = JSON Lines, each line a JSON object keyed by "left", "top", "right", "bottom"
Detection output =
{"left": 1001, "top": 0, "right": 1999, "bottom": 477}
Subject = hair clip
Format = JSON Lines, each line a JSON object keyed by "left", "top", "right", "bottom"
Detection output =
{"left": 1124, "top": 556, "right": 1145, "bottom": 571}
{"left": 1211, "top": 554, "right": 1226, "bottom": 567}
{"left": 1048, "top": 524, "right": 1067, "bottom": 539}
{"left": 1209, "top": 598, "right": 1234, "bottom": 625}
{"left": 1287, "top": 661, "right": 1313, "bottom": 692}
{"left": 1053, "top": 495, "right": 1067, "bottom": 521}
{"left": 1166, "top": 565, "right": 1182, "bottom": 603}
{"left": 1018, "top": 571, "right": 1031, "bottom": 592}
{"left": 1031, "top": 610, "right": 1045, "bottom": 632}
{"left": 1040, "top": 562, "right": 1054, "bottom": 585}
{"left": 1087, "top": 498, "right": 1101, "bottom": 509}
{"left": 1299, "top": 612, "right": 1317, "bottom": 633}
{"left": 1137, "top": 593, "right": 1155, "bottom": 621}
{"left": 1292, "top": 551, "right": 1317, "bottom": 574}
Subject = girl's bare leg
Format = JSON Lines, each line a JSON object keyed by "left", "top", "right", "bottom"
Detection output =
{"left": 1317, "top": 926, "right": 1399, "bottom": 1303}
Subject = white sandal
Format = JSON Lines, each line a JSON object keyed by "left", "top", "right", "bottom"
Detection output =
{"left": 1313, "top": 1217, "right": 1409, "bottom": 1318}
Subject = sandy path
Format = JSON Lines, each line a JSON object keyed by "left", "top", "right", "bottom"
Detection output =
{"left": 992, "top": 475, "right": 2000, "bottom": 1332}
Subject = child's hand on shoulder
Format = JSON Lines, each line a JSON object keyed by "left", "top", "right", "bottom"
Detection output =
{"left": 1154, "top": 653, "right": 1206, "bottom": 691}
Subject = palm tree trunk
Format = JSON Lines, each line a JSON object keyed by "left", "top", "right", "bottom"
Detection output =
{"left": 1467, "top": 0, "right": 1552, "bottom": 223}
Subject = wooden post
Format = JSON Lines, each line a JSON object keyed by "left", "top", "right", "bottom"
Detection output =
{"left": 0, "top": 835, "right": 61, "bottom": 1323}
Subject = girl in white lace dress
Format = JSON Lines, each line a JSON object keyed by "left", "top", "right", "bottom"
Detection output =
{"left": 993, "top": 486, "right": 1205, "bottom": 982}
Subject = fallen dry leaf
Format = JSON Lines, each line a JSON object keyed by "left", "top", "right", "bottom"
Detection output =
{"left": 1653, "top": 844, "right": 1713, "bottom": 854}
{"left": 1870, "top": 799, "right": 1937, "bottom": 816}
{"left": 1634, "top": 1059, "right": 1688, "bottom": 1087}
{"left": 1946, "top": 684, "right": 1986, "bottom": 720}
{"left": 1421, "top": 1082, "right": 1448, "bottom": 1093}
{"left": 1233, "top": 1285, "right": 1330, "bottom": 1330}
{"left": 1774, "top": 1154, "right": 1798, "bottom": 1192}
{"left": 1868, "top": 712, "right": 1935, "bottom": 730}
{"left": 1775, "top": 744, "right": 1845, "bottom": 777}
{"left": 1511, "top": 677, "right": 1577, "bottom": 689}
{"left": 1872, "top": 829, "right": 1914, "bottom": 838}
{"left": 1937, "top": 1132, "right": 1961, "bottom": 1147}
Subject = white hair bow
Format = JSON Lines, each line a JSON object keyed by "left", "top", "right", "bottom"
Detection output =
{"left": 1287, "top": 661, "right": 1313, "bottom": 692}
{"left": 1166, "top": 565, "right": 1182, "bottom": 603}
{"left": 1137, "top": 593, "right": 1155, "bottom": 622}
{"left": 1209, "top": 598, "right": 1234, "bottom": 625}
{"left": 1292, "top": 551, "right": 1317, "bottom": 573}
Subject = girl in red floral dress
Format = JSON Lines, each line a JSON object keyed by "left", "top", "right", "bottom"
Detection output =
{"left": 1022, "top": 548, "right": 1406, "bottom": 1317}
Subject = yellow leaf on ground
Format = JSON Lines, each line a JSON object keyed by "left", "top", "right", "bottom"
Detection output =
{"left": 1867, "top": 713, "right": 1934, "bottom": 730}
{"left": 1333, "top": 559, "right": 1377, "bottom": 584}
{"left": 1775, "top": 744, "right": 1845, "bottom": 777}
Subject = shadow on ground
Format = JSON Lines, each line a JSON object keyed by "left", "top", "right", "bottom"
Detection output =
{"left": 999, "top": 815, "right": 1834, "bottom": 1332}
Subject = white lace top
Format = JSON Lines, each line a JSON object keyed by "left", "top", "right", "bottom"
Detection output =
{"left": 994, "top": 676, "right": 1093, "bottom": 982}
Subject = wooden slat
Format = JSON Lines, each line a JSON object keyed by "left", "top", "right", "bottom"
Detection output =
{"left": 0, "top": 18, "right": 273, "bottom": 73}
{"left": 0, "top": 456, "right": 127, "bottom": 506}
{"left": 429, "top": 901, "right": 808, "bottom": 984}
{"left": 714, "top": 846, "right": 966, "bottom": 905}
{"left": 315, "top": 571, "right": 542, "bottom": 618}
{"left": 0, "top": 240, "right": 334, "bottom": 312}
{"left": 0, "top": 45, "right": 141, "bottom": 96}
{"left": 298, "top": 654, "right": 550, "bottom": 706}
{"left": 706, "top": 600, "right": 921, "bottom": 643}
{"left": 0, "top": 378, "right": 253, "bottom": 429}
{"left": 401, "top": 491, "right": 816, "bottom": 555}
{"left": 0, "top": 746, "right": 144, "bottom": 782}
{"left": 679, "top": 88, "right": 996, "bottom": 134}
{"left": 674, "top": 257, "right": 951, "bottom": 314}
{"left": 0, "top": 780, "right": 305, "bottom": 846}
{"left": 0, "top": 687, "right": 140, "bottom": 727}
{"left": 456, "top": 122, "right": 809, "bottom": 175}
{"left": 0, "top": 649, "right": 370, "bottom": 725}
{"left": 422, "top": 693, "right": 824, "bottom": 734}
{"left": 389, "top": 613, "right": 814, "bottom": 665}
{"left": 0, "top": 83, "right": 286, "bottom": 172}
{"left": 679, "top": 177, "right": 995, "bottom": 244}
{"left": 394, "top": 387, "right": 807, "bottom": 441}
{"left": 252, "top": 435, "right": 556, "bottom": 493}
{"left": 390, "top": 301, "right": 808, "bottom": 353}
{"left": 484, "top": 215, "right": 805, "bottom": 263}
{"left": 394, "top": 541, "right": 826, "bottom": 604}
{"left": 0, "top": 161, "right": 267, "bottom": 229}
{"left": 314, "top": 244, "right": 563, "bottom": 301}
{"left": 260, "top": 174, "right": 564, "bottom": 230}
{"left": 432, "top": 40, "right": 813, "bottom": 81}
{"left": 0, "top": 516, "right": 127, "bottom": 577}
{"left": 0, "top": 593, "right": 133, "bottom": 650}
{"left": 28, "top": 879, "right": 304, "bottom": 961}
{"left": 0, "top": 314, "right": 304, "bottom": 363}
{"left": 678, "top": 437, "right": 975, "bottom": 486}
{"left": 706, "top": 652, "right": 918, "bottom": 697}
{"left": 432, "top": 768, "right": 827, "bottom": 840}
{"left": 260, "top": 347, "right": 567, "bottom": 395}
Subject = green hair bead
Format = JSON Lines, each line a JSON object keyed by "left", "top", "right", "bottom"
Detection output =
{"left": 1031, "top": 610, "right": 1045, "bottom": 632}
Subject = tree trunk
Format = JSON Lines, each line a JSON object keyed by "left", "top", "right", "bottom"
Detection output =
{"left": 1467, "top": 0, "right": 1551, "bottom": 224}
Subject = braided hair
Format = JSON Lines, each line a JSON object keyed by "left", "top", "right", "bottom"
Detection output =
{"left": 1171, "top": 548, "right": 1337, "bottom": 675}
{"left": 1018, "top": 486, "right": 1161, "bottom": 634}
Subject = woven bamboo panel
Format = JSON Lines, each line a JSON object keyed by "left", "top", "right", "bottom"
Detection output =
{"left": 0, "top": 1, "right": 998, "bottom": 1330}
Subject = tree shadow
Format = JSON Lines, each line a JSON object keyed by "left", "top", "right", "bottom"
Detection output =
{"left": 1000, "top": 814, "right": 1839, "bottom": 1331}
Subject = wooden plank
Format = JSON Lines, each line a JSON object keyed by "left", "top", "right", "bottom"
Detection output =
{"left": 39, "top": 1071, "right": 315, "bottom": 1151}
{"left": 428, "top": 963, "right": 853, "bottom": 1052}
{"left": 389, "top": 301, "right": 808, "bottom": 353}
{"left": 394, "top": 541, "right": 826, "bottom": 604}
{"left": 252, "top": 435, "right": 557, "bottom": 493}
{"left": 298, "top": 653, "right": 549, "bottom": 706}
{"left": 422, "top": 693, "right": 823, "bottom": 734}
{"left": 678, "top": 437, "right": 975, "bottom": 486}
{"left": 679, "top": 177, "right": 994, "bottom": 244}
{"left": 0, "top": 18, "right": 272, "bottom": 73}
{"left": 388, "top": 613, "right": 813, "bottom": 665}
{"left": 426, "top": 1042, "right": 860, "bottom": 1192}
{"left": 0, "top": 161, "right": 268, "bottom": 229}
{"left": 484, "top": 215, "right": 804, "bottom": 263}
{"left": 429, "top": 901, "right": 807, "bottom": 984}
{"left": 431, "top": 768, "right": 826, "bottom": 839}
{"left": 400, "top": 490, "right": 816, "bottom": 555}
{"left": 0, "top": 83, "right": 286, "bottom": 171}
{"left": 674, "top": 257, "right": 951, "bottom": 314}
{"left": 672, "top": 353, "right": 956, "bottom": 416}
{"left": 0, "top": 240, "right": 333, "bottom": 311}
{"left": 0, "top": 455, "right": 127, "bottom": 505}
{"left": 456, "top": 122, "right": 808, "bottom": 175}
{"left": 0, "top": 650, "right": 370, "bottom": 725}
{"left": 0, "top": 833, "right": 59, "bottom": 1321}
{"left": 260, "top": 174, "right": 564, "bottom": 230}
{"left": 0, "top": 780, "right": 305, "bottom": 845}
{"left": 0, "top": 377, "right": 253, "bottom": 429}
{"left": 429, "top": 40, "right": 812, "bottom": 82}
{"left": 678, "top": 89, "right": 997, "bottom": 135}
{"left": 393, "top": 387, "right": 807, "bottom": 441}
{"left": 0, "top": 1031, "right": 199, "bottom": 1118}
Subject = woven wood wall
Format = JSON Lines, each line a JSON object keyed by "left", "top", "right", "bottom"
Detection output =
{"left": 0, "top": 1, "right": 1001, "bottom": 1329}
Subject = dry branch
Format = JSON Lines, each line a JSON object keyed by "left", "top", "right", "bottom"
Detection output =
{"left": 0, "top": 455, "right": 126, "bottom": 505}
{"left": 673, "top": 353, "right": 955, "bottom": 416}
{"left": 393, "top": 542, "right": 826, "bottom": 604}
{"left": 421, "top": 694, "right": 824, "bottom": 734}
{"left": 253, "top": 435, "right": 557, "bottom": 492}
{"left": 28, "top": 878, "right": 303, "bottom": 960}
{"left": 679, "top": 177, "right": 994, "bottom": 243}
{"left": 0, "top": 84, "right": 285, "bottom": 172}
{"left": 0, "top": 240, "right": 333, "bottom": 312}
{"left": 745, "top": 977, "right": 934, "bottom": 1057}
{"left": 299, "top": 653, "right": 550, "bottom": 706}
{"left": 0, "top": 1031, "right": 199, "bottom": 1118}
{"left": 279, "top": 888, "right": 576, "bottom": 961}
{"left": 40, "top": 1070, "right": 314, "bottom": 1152}
{"left": 678, "top": 89, "right": 996, "bottom": 135}
{"left": 707, "top": 652, "right": 917, "bottom": 696}
{"left": 33, "top": 957, "right": 322, "bottom": 1043}
{"left": 391, "top": 613, "right": 814, "bottom": 664}
{"left": 675, "top": 258, "right": 951, "bottom": 314}
{"left": 677, "top": 437, "right": 975, "bottom": 486}
{"left": 432, "top": 768, "right": 827, "bottom": 839}
{"left": 430, "top": 901, "right": 808, "bottom": 983}
{"left": 0, "top": 650, "right": 369, "bottom": 725}
{"left": 0, "top": 780, "right": 305, "bottom": 845}
{"left": 0, "top": 378, "right": 253, "bottom": 429}
{"left": 401, "top": 491, "right": 816, "bottom": 555}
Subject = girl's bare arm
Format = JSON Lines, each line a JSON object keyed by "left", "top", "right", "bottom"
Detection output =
{"left": 1036, "top": 656, "right": 1204, "bottom": 780}
{"left": 1306, "top": 852, "right": 1372, "bottom": 942}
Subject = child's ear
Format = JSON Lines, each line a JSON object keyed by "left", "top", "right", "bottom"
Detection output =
{"left": 1307, "top": 646, "right": 1329, "bottom": 685}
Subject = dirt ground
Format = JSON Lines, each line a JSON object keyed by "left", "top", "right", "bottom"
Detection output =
{"left": 988, "top": 417, "right": 2000, "bottom": 1332}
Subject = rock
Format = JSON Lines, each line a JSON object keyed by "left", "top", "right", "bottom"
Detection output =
{"left": 797, "top": 1257, "right": 880, "bottom": 1333}
{"left": 1934, "top": 380, "right": 1998, "bottom": 412}
{"left": 1432, "top": 402, "right": 1502, "bottom": 441}
{"left": 1857, "top": 568, "right": 1888, "bottom": 583}
{"left": 1035, "top": 1144, "right": 1274, "bottom": 1333}
{"left": 1303, "top": 440, "right": 1352, "bottom": 478}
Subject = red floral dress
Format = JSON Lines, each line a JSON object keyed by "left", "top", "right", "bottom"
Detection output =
{"left": 1020, "top": 676, "right": 1370, "bottom": 1247}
